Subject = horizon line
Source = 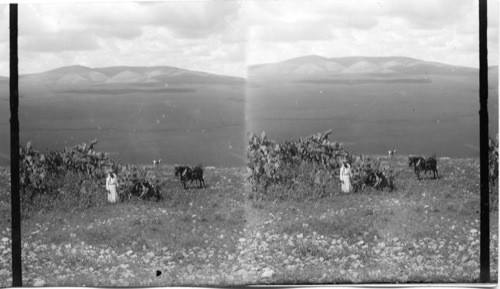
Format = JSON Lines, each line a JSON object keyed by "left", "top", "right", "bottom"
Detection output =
{"left": 3, "top": 55, "right": 496, "bottom": 79}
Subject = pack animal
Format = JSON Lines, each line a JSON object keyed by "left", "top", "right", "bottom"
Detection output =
{"left": 174, "top": 165, "right": 205, "bottom": 189}
{"left": 413, "top": 156, "right": 439, "bottom": 180}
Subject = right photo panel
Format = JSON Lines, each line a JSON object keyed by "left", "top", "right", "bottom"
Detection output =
{"left": 244, "top": 0, "right": 499, "bottom": 283}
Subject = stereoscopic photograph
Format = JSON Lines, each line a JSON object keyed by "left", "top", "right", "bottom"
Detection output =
{"left": 0, "top": 0, "right": 498, "bottom": 286}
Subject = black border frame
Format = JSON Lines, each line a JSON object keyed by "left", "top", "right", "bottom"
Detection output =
{"left": 479, "top": 0, "right": 490, "bottom": 283}
{"left": 8, "top": 0, "right": 494, "bottom": 285}
{"left": 9, "top": 3, "right": 22, "bottom": 287}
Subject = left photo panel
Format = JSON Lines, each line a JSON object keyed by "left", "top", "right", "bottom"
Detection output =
{"left": 1, "top": 2, "right": 249, "bottom": 286}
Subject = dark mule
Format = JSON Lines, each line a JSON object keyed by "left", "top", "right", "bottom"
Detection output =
{"left": 414, "top": 156, "right": 439, "bottom": 180}
{"left": 174, "top": 165, "right": 205, "bottom": 189}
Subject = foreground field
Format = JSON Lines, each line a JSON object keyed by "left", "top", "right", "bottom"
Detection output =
{"left": 0, "top": 156, "right": 498, "bottom": 286}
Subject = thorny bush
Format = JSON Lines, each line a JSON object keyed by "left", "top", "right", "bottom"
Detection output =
{"left": 20, "top": 140, "right": 162, "bottom": 216}
{"left": 246, "top": 130, "right": 395, "bottom": 202}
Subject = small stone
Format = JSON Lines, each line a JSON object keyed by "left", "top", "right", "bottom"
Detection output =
{"left": 466, "top": 260, "right": 476, "bottom": 267}
{"left": 33, "top": 279, "right": 45, "bottom": 287}
{"left": 416, "top": 255, "right": 423, "bottom": 264}
{"left": 262, "top": 268, "right": 275, "bottom": 278}
{"left": 1, "top": 238, "right": 8, "bottom": 243}
{"left": 239, "top": 238, "right": 246, "bottom": 243}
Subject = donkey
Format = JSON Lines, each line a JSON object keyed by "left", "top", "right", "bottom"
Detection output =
{"left": 174, "top": 164, "right": 205, "bottom": 189}
{"left": 414, "top": 156, "right": 439, "bottom": 180}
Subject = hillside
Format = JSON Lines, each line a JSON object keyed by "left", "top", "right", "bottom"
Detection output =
{"left": 0, "top": 56, "right": 497, "bottom": 167}
{"left": 0, "top": 156, "right": 497, "bottom": 286}
{"left": 248, "top": 56, "right": 481, "bottom": 83}
{"left": 20, "top": 65, "right": 244, "bottom": 88}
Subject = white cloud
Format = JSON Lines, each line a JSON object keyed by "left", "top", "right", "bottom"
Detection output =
{"left": 382, "top": 0, "right": 473, "bottom": 29}
{"left": 245, "top": 0, "right": 497, "bottom": 68}
{"left": 20, "top": 31, "right": 100, "bottom": 52}
{"left": 15, "top": 2, "right": 247, "bottom": 77}
{"left": 0, "top": 5, "right": 7, "bottom": 77}
{"left": 0, "top": 0, "right": 494, "bottom": 78}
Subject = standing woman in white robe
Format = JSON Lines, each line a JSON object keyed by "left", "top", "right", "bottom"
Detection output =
{"left": 340, "top": 161, "right": 353, "bottom": 193}
{"left": 106, "top": 169, "right": 119, "bottom": 203}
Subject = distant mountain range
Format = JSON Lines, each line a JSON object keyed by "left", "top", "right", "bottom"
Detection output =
{"left": 0, "top": 55, "right": 492, "bottom": 99}
{"left": 19, "top": 65, "right": 244, "bottom": 87}
{"left": 248, "top": 55, "right": 497, "bottom": 85}
{"left": 0, "top": 55, "right": 494, "bottom": 87}
{"left": 250, "top": 55, "right": 479, "bottom": 76}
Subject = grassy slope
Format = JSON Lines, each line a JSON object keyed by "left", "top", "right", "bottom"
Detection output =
{"left": 0, "top": 156, "right": 498, "bottom": 286}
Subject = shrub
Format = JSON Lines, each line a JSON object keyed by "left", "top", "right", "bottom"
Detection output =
{"left": 19, "top": 140, "right": 162, "bottom": 216}
{"left": 23, "top": 171, "right": 106, "bottom": 214}
{"left": 246, "top": 130, "right": 395, "bottom": 202}
{"left": 19, "top": 140, "right": 113, "bottom": 215}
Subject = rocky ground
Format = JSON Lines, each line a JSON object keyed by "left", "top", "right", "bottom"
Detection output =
{"left": 0, "top": 158, "right": 498, "bottom": 286}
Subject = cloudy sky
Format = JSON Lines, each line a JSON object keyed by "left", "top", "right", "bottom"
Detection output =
{"left": 0, "top": 0, "right": 497, "bottom": 77}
